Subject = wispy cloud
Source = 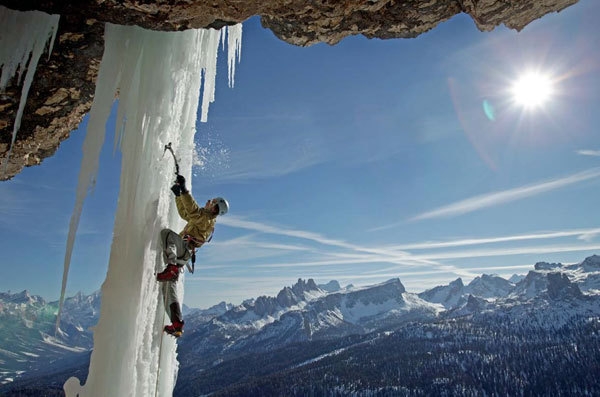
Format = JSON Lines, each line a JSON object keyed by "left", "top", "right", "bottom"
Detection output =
{"left": 220, "top": 216, "right": 447, "bottom": 268}
{"left": 577, "top": 230, "right": 600, "bottom": 242}
{"left": 216, "top": 216, "right": 524, "bottom": 277}
{"left": 412, "top": 243, "right": 600, "bottom": 261}
{"left": 388, "top": 228, "right": 600, "bottom": 250}
{"left": 220, "top": 217, "right": 600, "bottom": 265}
{"left": 577, "top": 150, "right": 600, "bottom": 157}
{"left": 209, "top": 216, "right": 599, "bottom": 305}
{"left": 219, "top": 216, "right": 363, "bottom": 250}
{"left": 409, "top": 167, "right": 600, "bottom": 222}
{"left": 218, "top": 216, "right": 492, "bottom": 278}
{"left": 192, "top": 219, "right": 600, "bottom": 307}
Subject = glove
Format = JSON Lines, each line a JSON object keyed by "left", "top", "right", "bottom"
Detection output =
{"left": 170, "top": 184, "right": 181, "bottom": 197}
{"left": 175, "top": 174, "right": 188, "bottom": 194}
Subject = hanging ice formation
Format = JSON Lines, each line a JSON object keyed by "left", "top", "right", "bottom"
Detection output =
{"left": 0, "top": 6, "right": 59, "bottom": 175}
{"left": 0, "top": 8, "right": 242, "bottom": 397}
{"left": 60, "top": 23, "right": 241, "bottom": 397}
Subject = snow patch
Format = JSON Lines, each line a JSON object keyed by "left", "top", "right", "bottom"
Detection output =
{"left": 340, "top": 294, "right": 402, "bottom": 323}
{"left": 293, "top": 347, "right": 347, "bottom": 368}
{"left": 41, "top": 333, "right": 87, "bottom": 353}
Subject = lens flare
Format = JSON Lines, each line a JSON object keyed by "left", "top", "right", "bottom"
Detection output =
{"left": 482, "top": 99, "right": 496, "bottom": 121}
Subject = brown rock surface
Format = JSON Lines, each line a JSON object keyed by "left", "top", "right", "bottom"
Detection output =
{"left": 1, "top": 13, "right": 103, "bottom": 180}
{"left": 0, "top": 0, "right": 579, "bottom": 180}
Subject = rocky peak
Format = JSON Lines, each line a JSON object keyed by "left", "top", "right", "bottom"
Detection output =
{"left": 580, "top": 255, "right": 600, "bottom": 271}
{"left": 534, "top": 261, "right": 563, "bottom": 271}
{"left": 224, "top": 279, "right": 322, "bottom": 319}
{"left": 513, "top": 270, "right": 549, "bottom": 299}
{"left": 449, "top": 278, "right": 465, "bottom": 289}
{"left": 509, "top": 274, "right": 526, "bottom": 284}
{"left": 276, "top": 278, "right": 322, "bottom": 308}
{"left": 292, "top": 278, "right": 320, "bottom": 295}
{"left": 319, "top": 280, "right": 342, "bottom": 293}
{"left": 512, "top": 270, "right": 586, "bottom": 301}
{"left": 446, "top": 294, "right": 488, "bottom": 318}
{"left": 252, "top": 295, "right": 280, "bottom": 317}
{"left": 465, "top": 274, "right": 513, "bottom": 299}
{"left": 276, "top": 287, "right": 298, "bottom": 308}
{"left": 546, "top": 273, "right": 583, "bottom": 300}
{"left": 465, "top": 294, "right": 485, "bottom": 312}
{"left": 418, "top": 277, "right": 465, "bottom": 309}
{"left": 63, "top": 290, "right": 100, "bottom": 304}
{"left": 344, "top": 278, "right": 406, "bottom": 308}
{"left": 208, "top": 301, "right": 233, "bottom": 314}
{"left": 1, "top": 289, "right": 45, "bottom": 305}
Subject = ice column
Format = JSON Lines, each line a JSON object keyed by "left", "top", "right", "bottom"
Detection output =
{"left": 227, "top": 24, "right": 243, "bottom": 88}
{"left": 60, "top": 23, "right": 242, "bottom": 397}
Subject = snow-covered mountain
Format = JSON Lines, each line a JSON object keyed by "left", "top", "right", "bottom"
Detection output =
{"left": 2, "top": 254, "right": 600, "bottom": 395}
{"left": 417, "top": 273, "right": 514, "bottom": 309}
{"left": 178, "top": 277, "right": 441, "bottom": 370}
{"left": 180, "top": 256, "right": 600, "bottom": 369}
{"left": 418, "top": 254, "right": 600, "bottom": 309}
{"left": 0, "top": 290, "right": 100, "bottom": 384}
{"left": 465, "top": 273, "right": 514, "bottom": 298}
{"left": 417, "top": 277, "right": 466, "bottom": 309}
{"left": 173, "top": 255, "right": 600, "bottom": 396}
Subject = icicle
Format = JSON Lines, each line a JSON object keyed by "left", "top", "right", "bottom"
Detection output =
{"left": 61, "top": 22, "right": 242, "bottom": 397}
{"left": 0, "top": 6, "right": 59, "bottom": 176}
{"left": 220, "top": 25, "right": 227, "bottom": 51}
{"left": 55, "top": 21, "right": 130, "bottom": 337}
{"left": 198, "top": 30, "right": 221, "bottom": 122}
{"left": 227, "top": 24, "right": 243, "bottom": 88}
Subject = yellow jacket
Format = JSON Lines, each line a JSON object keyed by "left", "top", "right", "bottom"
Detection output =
{"left": 175, "top": 193, "right": 216, "bottom": 246}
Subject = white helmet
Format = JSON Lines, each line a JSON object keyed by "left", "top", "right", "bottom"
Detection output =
{"left": 214, "top": 197, "right": 229, "bottom": 215}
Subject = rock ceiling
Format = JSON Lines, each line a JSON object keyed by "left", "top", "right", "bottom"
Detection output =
{"left": 0, "top": 0, "right": 579, "bottom": 180}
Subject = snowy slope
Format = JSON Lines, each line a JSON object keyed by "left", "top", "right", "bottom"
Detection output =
{"left": 0, "top": 291, "right": 98, "bottom": 385}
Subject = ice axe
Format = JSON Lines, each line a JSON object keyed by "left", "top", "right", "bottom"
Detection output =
{"left": 163, "top": 142, "right": 180, "bottom": 176}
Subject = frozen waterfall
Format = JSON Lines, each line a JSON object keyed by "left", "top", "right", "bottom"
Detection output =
{"left": 61, "top": 23, "right": 242, "bottom": 397}
{"left": 1, "top": 5, "right": 242, "bottom": 396}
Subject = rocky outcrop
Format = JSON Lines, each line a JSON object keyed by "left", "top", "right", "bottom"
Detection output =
{"left": 0, "top": 13, "right": 103, "bottom": 180}
{"left": 0, "top": 0, "right": 579, "bottom": 180}
{"left": 1, "top": 0, "right": 580, "bottom": 45}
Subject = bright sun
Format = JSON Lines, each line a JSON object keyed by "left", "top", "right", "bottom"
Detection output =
{"left": 511, "top": 71, "right": 554, "bottom": 109}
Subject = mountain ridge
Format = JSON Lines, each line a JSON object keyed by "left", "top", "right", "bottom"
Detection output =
{"left": 1, "top": 254, "right": 599, "bottom": 394}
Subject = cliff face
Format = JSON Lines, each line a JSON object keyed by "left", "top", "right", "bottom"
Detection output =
{"left": 0, "top": 0, "right": 579, "bottom": 180}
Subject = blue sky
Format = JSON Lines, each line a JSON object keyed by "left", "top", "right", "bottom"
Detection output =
{"left": 2, "top": 0, "right": 600, "bottom": 308}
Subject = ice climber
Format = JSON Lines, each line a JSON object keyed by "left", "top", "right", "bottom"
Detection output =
{"left": 156, "top": 174, "right": 229, "bottom": 337}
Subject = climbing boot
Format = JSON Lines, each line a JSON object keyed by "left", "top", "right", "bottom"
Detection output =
{"left": 164, "top": 320, "right": 184, "bottom": 337}
{"left": 156, "top": 264, "right": 179, "bottom": 282}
